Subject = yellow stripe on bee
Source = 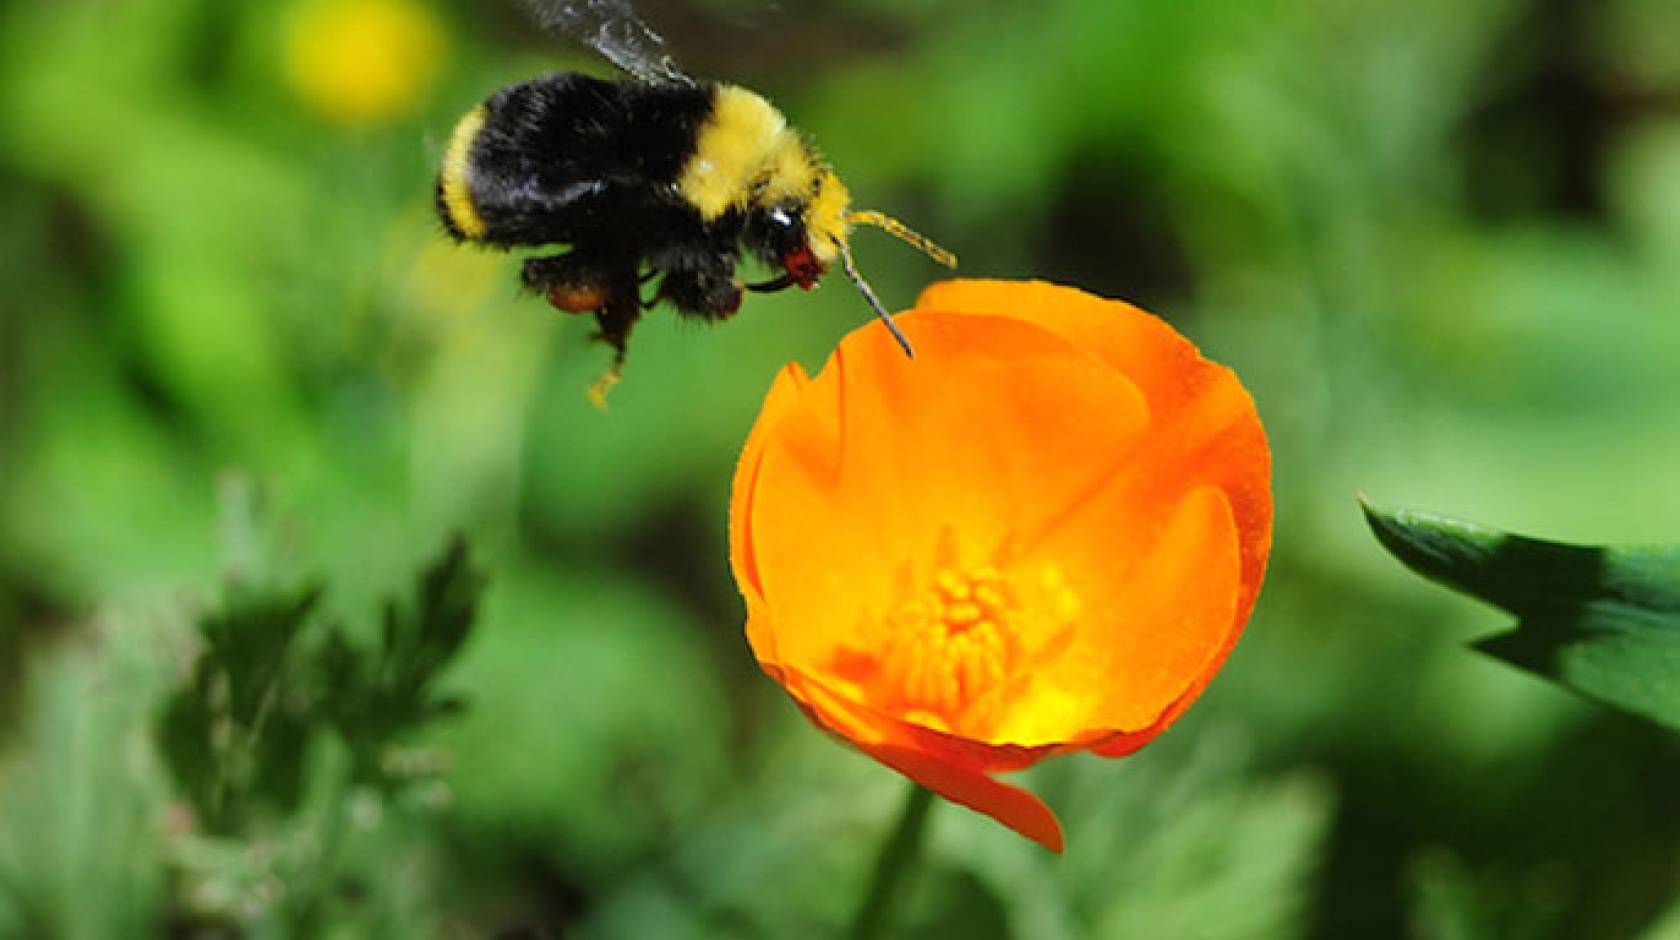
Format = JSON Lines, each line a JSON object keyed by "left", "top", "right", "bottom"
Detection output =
{"left": 440, "top": 105, "right": 488, "bottom": 240}
{"left": 760, "top": 133, "right": 820, "bottom": 206}
{"left": 805, "top": 170, "right": 851, "bottom": 264}
{"left": 679, "top": 86, "right": 816, "bottom": 220}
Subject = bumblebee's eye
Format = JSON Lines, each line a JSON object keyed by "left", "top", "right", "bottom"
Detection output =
{"left": 766, "top": 206, "right": 823, "bottom": 288}
{"left": 766, "top": 206, "right": 803, "bottom": 254}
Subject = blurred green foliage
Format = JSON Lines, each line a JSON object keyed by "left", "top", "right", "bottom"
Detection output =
{"left": 159, "top": 532, "right": 479, "bottom": 835}
{"left": 157, "top": 532, "right": 480, "bottom": 936}
{"left": 1, "top": 0, "right": 1678, "bottom": 937}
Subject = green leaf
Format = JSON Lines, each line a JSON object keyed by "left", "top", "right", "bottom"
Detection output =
{"left": 322, "top": 535, "right": 486, "bottom": 785}
{"left": 160, "top": 536, "right": 486, "bottom": 836}
{"left": 1361, "top": 501, "right": 1680, "bottom": 731}
{"left": 159, "top": 583, "right": 322, "bottom": 834}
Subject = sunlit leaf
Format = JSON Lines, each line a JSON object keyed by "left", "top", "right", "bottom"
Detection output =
{"left": 1637, "top": 889, "right": 1680, "bottom": 940}
{"left": 1363, "top": 501, "right": 1680, "bottom": 732}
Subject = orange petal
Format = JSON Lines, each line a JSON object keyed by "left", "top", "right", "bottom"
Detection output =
{"left": 913, "top": 280, "right": 1204, "bottom": 416}
{"left": 774, "top": 663, "right": 1057, "bottom": 773}
{"left": 732, "top": 362, "right": 811, "bottom": 668}
{"left": 861, "top": 742, "right": 1064, "bottom": 853}
{"left": 979, "top": 485, "right": 1239, "bottom": 746}
{"left": 745, "top": 311, "right": 1150, "bottom": 684}
{"left": 917, "top": 280, "right": 1271, "bottom": 749}
{"left": 916, "top": 279, "right": 1272, "bottom": 622}
{"left": 785, "top": 666, "right": 1065, "bottom": 852}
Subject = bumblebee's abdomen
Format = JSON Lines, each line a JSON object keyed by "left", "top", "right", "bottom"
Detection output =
{"left": 437, "top": 106, "right": 489, "bottom": 240}
{"left": 436, "top": 73, "right": 714, "bottom": 247}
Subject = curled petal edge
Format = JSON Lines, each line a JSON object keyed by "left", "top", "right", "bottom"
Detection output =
{"left": 775, "top": 665, "right": 1066, "bottom": 853}
{"left": 732, "top": 362, "right": 812, "bottom": 665}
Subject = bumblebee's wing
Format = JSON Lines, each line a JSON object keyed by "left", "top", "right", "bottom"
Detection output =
{"left": 520, "top": 0, "right": 693, "bottom": 86}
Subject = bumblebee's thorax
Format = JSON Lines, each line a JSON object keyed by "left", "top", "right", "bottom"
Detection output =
{"left": 677, "top": 85, "right": 849, "bottom": 266}
{"left": 678, "top": 85, "right": 809, "bottom": 214}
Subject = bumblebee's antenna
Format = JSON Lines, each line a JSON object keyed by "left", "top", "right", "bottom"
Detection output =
{"left": 832, "top": 237, "right": 915, "bottom": 359}
{"left": 845, "top": 210, "right": 958, "bottom": 269}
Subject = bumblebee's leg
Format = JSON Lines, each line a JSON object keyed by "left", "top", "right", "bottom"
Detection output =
{"left": 592, "top": 287, "right": 640, "bottom": 362}
{"left": 522, "top": 250, "right": 616, "bottom": 314}
{"left": 657, "top": 264, "right": 744, "bottom": 322}
{"left": 522, "top": 249, "right": 647, "bottom": 403}
{"left": 636, "top": 265, "right": 661, "bottom": 307}
{"left": 586, "top": 273, "right": 644, "bottom": 407}
{"left": 743, "top": 273, "right": 798, "bottom": 294}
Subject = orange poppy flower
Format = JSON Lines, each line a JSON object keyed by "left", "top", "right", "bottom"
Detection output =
{"left": 730, "top": 280, "right": 1271, "bottom": 852}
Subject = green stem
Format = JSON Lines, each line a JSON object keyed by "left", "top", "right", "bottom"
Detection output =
{"left": 850, "top": 783, "right": 937, "bottom": 940}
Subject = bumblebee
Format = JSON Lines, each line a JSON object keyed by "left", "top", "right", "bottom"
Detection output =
{"left": 435, "top": 1, "right": 954, "bottom": 397}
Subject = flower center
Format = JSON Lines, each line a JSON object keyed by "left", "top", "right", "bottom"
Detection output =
{"left": 879, "top": 562, "right": 1022, "bottom": 733}
{"left": 827, "top": 528, "right": 1085, "bottom": 741}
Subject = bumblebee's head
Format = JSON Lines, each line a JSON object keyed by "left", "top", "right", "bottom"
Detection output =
{"left": 748, "top": 168, "right": 954, "bottom": 304}
{"left": 812, "top": 170, "right": 959, "bottom": 357}
{"left": 700, "top": 90, "right": 954, "bottom": 355}
{"left": 749, "top": 201, "right": 827, "bottom": 289}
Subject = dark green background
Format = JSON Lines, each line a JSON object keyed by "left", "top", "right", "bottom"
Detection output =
{"left": 2, "top": 0, "right": 1678, "bottom": 936}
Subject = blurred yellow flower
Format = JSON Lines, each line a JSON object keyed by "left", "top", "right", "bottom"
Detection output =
{"left": 284, "top": 0, "right": 446, "bottom": 126}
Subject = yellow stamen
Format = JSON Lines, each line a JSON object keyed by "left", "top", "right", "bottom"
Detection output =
{"left": 872, "top": 559, "right": 1030, "bottom": 735}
